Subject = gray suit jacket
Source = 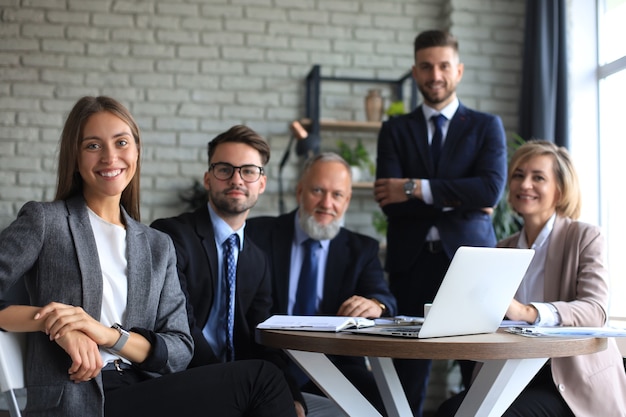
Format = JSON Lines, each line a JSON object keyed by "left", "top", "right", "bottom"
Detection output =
{"left": 499, "top": 216, "right": 626, "bottom": 416}
{"left": 0, "top": 196, "right": 193, "bottom": 417}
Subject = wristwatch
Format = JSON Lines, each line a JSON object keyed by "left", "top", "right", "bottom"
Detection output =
{"left": 110, "top": 323, "right": 129, "bottom": 353}
{"left": 371, "top": 298, "right": 387, "bottom": 313}
{"left": 403, "top": 179, "right": 416, "bottom": 199}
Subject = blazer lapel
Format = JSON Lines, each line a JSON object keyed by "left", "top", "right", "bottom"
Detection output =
{"left": 407, "top": 108, "right": 435, "bottom": 175}
{"left": 272, "top": 213, "right": 296, "bottom": 314}
{"left": 123, "top": 212, "right": 152, "bottom": 325}
{"left": 320, "top": 229, "right": 349, "bottom": 314}
{"left": 196, "top": 208, "right": 219, "bottom": 312}
{"left": 439, "top": 104, "right": 469, "bottom": 172}
{"left": 66, "top": 197, "right": 103, "bottom": 320}
{"left": 543, "top": 216, "right": 567, "bottom": 302}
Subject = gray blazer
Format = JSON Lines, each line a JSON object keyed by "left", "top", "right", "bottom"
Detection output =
{"left": 499, "top": 216, "right": 626, "bottom": 416}
{"left": 0, "top": 196, "right": 193, "bottom": 417}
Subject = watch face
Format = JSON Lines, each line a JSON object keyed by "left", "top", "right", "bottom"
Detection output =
{"left": 404, "top": 181, "right": 414, "bottom": 194}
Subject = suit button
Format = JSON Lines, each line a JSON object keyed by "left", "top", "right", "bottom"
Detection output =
{"left": 558, "top": 383, "right": 565, "bottom": 392}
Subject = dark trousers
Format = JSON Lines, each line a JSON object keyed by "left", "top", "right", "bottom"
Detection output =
{"left": 435, "top": 363, "right": 574, "bottom": 417}
{"left": 104, "top": 360, "right": 296, "bottom": 417}
{"left": 389, "top": 247, "right": 450, "bottom": 417}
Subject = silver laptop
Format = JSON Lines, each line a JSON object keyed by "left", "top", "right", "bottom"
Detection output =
{"left": 353, "top": 246, "right": 534, "bottom": 339}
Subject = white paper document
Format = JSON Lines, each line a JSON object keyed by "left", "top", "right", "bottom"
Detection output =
{"left": 506, "top": 326, "right": 626, "bottom": 337}
{"left": 257, "top": 315, "right": 376, "bottom": 332}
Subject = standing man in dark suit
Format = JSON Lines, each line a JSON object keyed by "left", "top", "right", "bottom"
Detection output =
{"left": 247, "top": 152, "right": 397, "bottom": 415}
{"left": 374, "top": 30, "right": 507, "bottom": 416}
{"left": 152, "top": 125, "right": 338, "bottom": 417}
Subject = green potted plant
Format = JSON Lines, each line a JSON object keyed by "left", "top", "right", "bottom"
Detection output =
{"left": 385, "top": 100, "right": 406, "bottom": 118}
{"left": 336, "top": 139, "right": 375, "bottom": 182}
{"left": 492, "top": 134, "right": 525, "bottom": 240}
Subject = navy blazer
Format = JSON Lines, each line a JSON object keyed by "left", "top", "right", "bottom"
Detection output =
{"left": 246, "top": 210, "right": 397, "bottom": 317}
{"left": 376, "top": 103, "right": 507, "bottom": 271}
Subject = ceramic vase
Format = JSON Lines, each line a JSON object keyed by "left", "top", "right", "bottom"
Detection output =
{"left": 364, "top": 89, "right": 383, "bottom": 122}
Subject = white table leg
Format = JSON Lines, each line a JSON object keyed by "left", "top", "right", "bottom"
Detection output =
{"left": 286, "top": 349, "right": 382, "bottom": 417}
{"left": 456, "top": 357, "right": 548, "bottom": 417}
{"left": 368, "top": 356, "right": 413, "bottom": 417}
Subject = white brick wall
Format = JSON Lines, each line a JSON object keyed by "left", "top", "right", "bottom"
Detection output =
{"left": 0, "top": 0, "right": 524, "bottom": 245}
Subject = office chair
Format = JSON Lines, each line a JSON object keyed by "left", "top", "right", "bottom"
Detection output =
{"left": 0, "top": 331, "right": 25, "bottom": 417}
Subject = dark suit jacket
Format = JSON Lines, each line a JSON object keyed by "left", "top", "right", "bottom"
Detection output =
{"left": 246, "top": 210, "right": 397, "bottom": 317}
{"left": 376, "top": 103, "right": 507, "bottom": 272}
{"left": 151, "top": 206, "right": 305, "bottom": 407}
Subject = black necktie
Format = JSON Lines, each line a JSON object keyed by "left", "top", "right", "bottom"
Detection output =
{"left": 431, "top": 114, "right": 447, "bottom": 170}
{"left": 293, "top": 239, "right": 320, "bottom": 315}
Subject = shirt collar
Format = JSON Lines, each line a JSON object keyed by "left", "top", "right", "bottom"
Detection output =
{"left": 422, "top": 97, "right": 459, "bottom": 121}
{"left": 518, "top": 212, "right": 557, "bottom": 249}
{"left": 207, "top": 203, "right": 244, "bottom": 251}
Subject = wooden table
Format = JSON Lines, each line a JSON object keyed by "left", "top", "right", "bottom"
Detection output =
{"left": 256, "top": 328, "right": 607, "bottom": 417}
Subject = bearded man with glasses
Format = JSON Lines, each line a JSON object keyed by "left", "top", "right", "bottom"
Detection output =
{"left": 152, "top": 125, "right": 339, "bottom": 417}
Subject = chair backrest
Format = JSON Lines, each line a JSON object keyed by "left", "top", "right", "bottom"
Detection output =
{"left": 0, "top": 331, "right": 25, "bottom": 393}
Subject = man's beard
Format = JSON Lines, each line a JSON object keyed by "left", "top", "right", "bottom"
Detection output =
{"left": 299, "top": 209, "right": 342, "bottom": 241}
{"left": 209, "top": 187, "right": 256, "bottom": 216}
{"left": 419, "top": 81, "right": 456, "bottom": 106}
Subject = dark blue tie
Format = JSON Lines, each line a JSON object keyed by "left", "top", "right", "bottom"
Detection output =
{"left": 431, "top": 114, "right": 447, "bottom": 170}
{"left": 293, "top": 238, "right": 320, "bottom": 316}
{"left": 223, "top": 234, "right": 238, "bottom": 361}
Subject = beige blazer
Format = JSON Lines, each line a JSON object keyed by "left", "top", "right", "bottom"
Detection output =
{"left": 499, "top": 215, "right": 626, "bottom": 417}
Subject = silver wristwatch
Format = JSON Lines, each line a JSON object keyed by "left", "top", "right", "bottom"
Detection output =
{"left": 110, "top": 323, "right": 129, "bottom": 352}
{"left": 403, "top": 179, "right": 416, "bottom": 199}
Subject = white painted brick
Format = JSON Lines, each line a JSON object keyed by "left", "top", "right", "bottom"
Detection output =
{"left": 179, "top": 103, "right": 221, "bottom": 118}
{"left": 222, "top": 46, "right": 265, "bottom": 61}
{"left": 225, "top": 19, "right": 266, "bottom": 34}
{"left": 246, "top": 6, "right": 287, "bottom": 21}
{"left": 41, "top": 69, "right": 84, "bottom": 85}
{"left": 222, "top": 105, "right": 265, "bottom": 119}
{"left": 16, "top": 111, "right": 63, "bottom": 127}
{"left": 130, "top": 44, "right": 175, "bottom": 58}
{"left": 111, "top": 28, "right": 156, "bottom": 43}
{"left": 201, "top": 32, "right": 245, "bottom": 46}
{"left": 155, "top": 116, "right": 198, "bottom": 131}
{"left": 41, "top": 39, "right": 84, "bottom": 54}
{"left": 47, "top": 10, "right": 89, "bottom": 24}
{"left": 66, "top": 56, "right": 110, "bottom": 71}
{"left": 22, "top": 23, "right": 64, "bottom": 38}
{"left": 331, "top": 12, "right": 373, "bottom": 27}
{"left": 136, "top": 15, "right": 180, "bottom": 30}
{"left": 112, "top": 1, "right": 154, "bottom": 14}
{"left": 156, "top": 30, "right": 200, "bottom": 45}
{"left": 130, "top": 73, "right": 174, "bottom": 88}
{"left": 159, "top": 60, "right": 198, "bottom": 74}
{"left": 266, "top": 49, "right": 308, "bottom": 64}
{"left": 0, "top": 39, "right": 39, "bottom": 52}
{"left": 247, "top": 34, "right": 289, "bottom": 49}
{"left": 318, "top": 0, "right": 359, "bottom": 12}
{"left": 192, "top": 89, "right": 236, "bottom": 104}
{"left": 200, "top": 4, "right": 243, "bottom": 18}
{"left": 92, "top": 13, "right": 135, "bottom": 28}
{"left": 68, "top": 0, "right": 110, "bottom": 13}
{"left": 221, "top": 76, "right": 264, "bottom": 90}
{"left": 267, "top": 22, "right": 310, "bottom": 37}
{"left": 111, "top": 57, "right": 154, "bottom": 72}
{"left": 1, "top": 7, "right": 44, "bottom": 23}
{"left": 291, "top": 37, "right": 331, "bottom": 52}
{"left": 22, "top": 0, "right": 66, "bottom": 10}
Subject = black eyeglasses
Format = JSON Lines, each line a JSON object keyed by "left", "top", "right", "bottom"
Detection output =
{"left": 209, "top": 162, "right": 264, "bottom": 183}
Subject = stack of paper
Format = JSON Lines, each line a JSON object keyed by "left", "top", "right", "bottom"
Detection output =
{"left": 257, "top": 315, "right": 376, "bottom": 332}
{"left": 507, "top": 326, "right": 626, "bottom": 337}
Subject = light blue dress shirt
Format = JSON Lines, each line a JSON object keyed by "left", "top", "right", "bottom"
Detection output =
{"left": 202, "top": 203, "right": 245, "bottom": 362}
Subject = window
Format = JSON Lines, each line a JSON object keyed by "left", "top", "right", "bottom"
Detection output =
{"left": 598, "top": 0, "right": 626, "bottom": 319}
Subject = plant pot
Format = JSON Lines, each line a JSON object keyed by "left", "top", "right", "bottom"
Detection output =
{"left": 350, "top": 166, "right": 362, "bottom": 182}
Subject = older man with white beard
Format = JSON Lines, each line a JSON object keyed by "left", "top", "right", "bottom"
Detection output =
{"left": 246, "top": 152, "right": 396, "bottom": 415}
